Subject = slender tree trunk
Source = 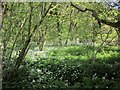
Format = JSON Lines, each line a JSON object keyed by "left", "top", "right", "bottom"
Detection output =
{"left": 65, "top": 15, "right": 72, "bottom": 45}
{"left": 12, "top": 3, "right": 52, "bottom": 75}
{"left": 56, "top": 16, "right": 62, "bottom": 46}
{"left": 38, "top": 28, "right": 46, "bottom": 51}
{"left": 117, "top": 7, "right": 120, "bottom": 50}
{"left": 118, "top": 28, "right": 120, "bottom": 48}
{"left": 0, "top": 2, "right": 2, "bottom": 90}
{"left": 8, "top": 18, "right": 27, "bottom": 61}
{"left": 13, "top": 37, "right": 31, "bottom": 70}
{"left": 92, "top": 26, "right": 96, "bottom": 63}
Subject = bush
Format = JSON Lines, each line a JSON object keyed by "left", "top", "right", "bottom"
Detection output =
{"left": 3, "top": 46, "right": 120, "bottom": 89}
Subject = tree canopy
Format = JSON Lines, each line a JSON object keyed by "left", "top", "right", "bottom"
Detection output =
{"left": 1, "top": 1, "right": 120, "bottom": 89}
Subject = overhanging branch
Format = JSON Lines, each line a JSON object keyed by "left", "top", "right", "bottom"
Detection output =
{"left": 71, "top": 2, "right": 120, "bottom": 29}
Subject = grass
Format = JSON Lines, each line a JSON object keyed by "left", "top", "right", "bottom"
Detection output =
{"left": 26, "top": 45, "right": 119, "bottom": 63}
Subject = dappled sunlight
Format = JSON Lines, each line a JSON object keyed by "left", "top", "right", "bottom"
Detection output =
{"left": 2, "top": 1, "right": 120, "bottom": 89}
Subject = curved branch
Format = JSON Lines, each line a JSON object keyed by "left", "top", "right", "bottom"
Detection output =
{"left": 71, "top": 2, "right": 120, "bottom": 29}
{"left": 101, "top": 19, "right": 120, "bottom": 28}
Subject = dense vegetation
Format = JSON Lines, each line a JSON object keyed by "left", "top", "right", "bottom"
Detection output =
{"left": 2, "top": 46, "right": 120, "bottom": 89}
{"left": 1, "top": 1, "right": 120, "bottom": 89}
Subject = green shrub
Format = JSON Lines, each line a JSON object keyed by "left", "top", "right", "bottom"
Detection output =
{"left": 3, "top": 46, "right": 120, "bottom": 89}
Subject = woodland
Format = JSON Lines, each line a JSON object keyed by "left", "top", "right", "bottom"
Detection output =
{"left": 1, "top": 1, "right": 120, "bottom": 89}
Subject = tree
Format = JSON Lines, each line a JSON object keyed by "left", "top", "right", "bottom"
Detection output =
{"left": 71, "top": 2, "right": 120, "bottom": 38}
{"left": 0, "top": 2, "right": 2, "bottom": 90}
{"left": 2, "top": 2, "right": 53, "bottom": 80}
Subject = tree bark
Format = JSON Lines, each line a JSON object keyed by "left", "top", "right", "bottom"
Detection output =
{"left": 0, "top": 2, "right": 2, "bottom": 90}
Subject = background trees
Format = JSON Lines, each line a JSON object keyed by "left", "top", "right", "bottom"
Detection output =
{"left": 1, "top": 1, "right": 120, "bottom": 89}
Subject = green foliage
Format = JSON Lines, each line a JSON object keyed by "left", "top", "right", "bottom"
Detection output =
{"left": 2, "top": 2, "right": 120, "bottom": 89}
{"left": 3, "top": 46, "right": 120, "bottom": 89}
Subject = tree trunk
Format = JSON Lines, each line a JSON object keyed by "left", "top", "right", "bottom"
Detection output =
{"left": 13, "top": 38, "right": 31, "bottom": 72}
{"left": 0, "top": 2, "right": 2, "bottom": 90}
{"left": 38, "top": 30, "right": 46, "bottom": 51}
{"left": 57, "top": 17, "right": 62, "bottom": 46}
{"left": 118, "top": 28, "right": 120, "bottom": 47}
{"left": 12, "top": 3, "right": 52, "bottom": 74}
